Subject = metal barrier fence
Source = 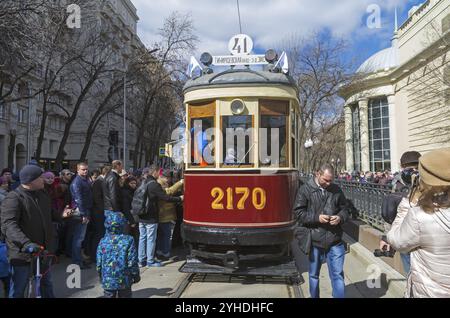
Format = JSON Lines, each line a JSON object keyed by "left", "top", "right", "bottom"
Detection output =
{"left": 299, "top": 177, "right": 391, "bottom": 231}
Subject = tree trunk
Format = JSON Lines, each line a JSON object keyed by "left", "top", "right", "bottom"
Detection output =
{"left": 137, "top": 140, "right": 142, "bottom": 168}
{"left": 7, "top": 131, "right": 16, "bottom": 170}
{"left": 79, "top": 83, "right": 122, "bottom": 161}
{"left": 55, "top": 68, "right": 102, "bottom": 170}
{"left": 34, "top": 97, "right": 49, "bottom": 161}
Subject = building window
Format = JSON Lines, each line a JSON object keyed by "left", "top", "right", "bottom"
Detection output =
{"left": 36, "top": 112, "right": 42, "bottom": 125}
{"left": 369, "top": 98, "right": 391, "bottom": 172}
{"left": 351, "top": 105, "right": 361, "bottom": 172}
{"left": 49, "top": 116, "right": 55, "bottom": 129}
{"left": 0, "top": 103, "right": 6, "bottom": 119}
{"left": 49, "top": 140, "right": 58, "bottom": 154}
{"left": 18, "top": 108, "right": 27, "bottom": 124}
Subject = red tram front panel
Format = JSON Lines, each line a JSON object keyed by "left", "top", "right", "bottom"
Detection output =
{"left": 184, "top": 173, "right": 298, "bottom": 228}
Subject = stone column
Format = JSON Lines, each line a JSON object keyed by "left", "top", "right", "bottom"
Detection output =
{"left": 359, "top": 99, "right": 370, "bottom": 172}
{"left": 344, "top": 104, "right": 354, "bottom": 172}
{"left": 388, "top": 95, "right": 399, "bottom": 172}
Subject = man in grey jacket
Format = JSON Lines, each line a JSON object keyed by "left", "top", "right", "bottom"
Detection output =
{"left": 294, "top": 164, "right": 349, "bottom": 298}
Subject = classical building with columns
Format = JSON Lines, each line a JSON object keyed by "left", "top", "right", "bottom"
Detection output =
{"left": 339, "top": 0, "right": 450, "bottom": 173}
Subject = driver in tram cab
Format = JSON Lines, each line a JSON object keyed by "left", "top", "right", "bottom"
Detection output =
{"left": 224, "top": 148, "right": 237, "bottom": 165}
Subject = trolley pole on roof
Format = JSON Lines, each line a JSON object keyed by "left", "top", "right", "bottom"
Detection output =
{"left": 237, "top": 0, "right": 243, "bottom": 34}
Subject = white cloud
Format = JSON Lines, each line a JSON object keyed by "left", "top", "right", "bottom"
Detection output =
{"left": 132, "top": 0, "right": 411, "bottom": 56}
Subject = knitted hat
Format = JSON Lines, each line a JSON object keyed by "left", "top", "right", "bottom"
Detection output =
{"left": 418, "top": 148, "right": 450, "bottom": 186}
{"left": 42, "top": 171, "right": 55, "bottom": 179}
{"left": 162, "top": 169, "right": 172, "bottom": 178}
{"left": 19, "top": 165, "right": 44, "bottom": 185}
{"left": 400, "top": 151, "right": 422, "bottom": 167}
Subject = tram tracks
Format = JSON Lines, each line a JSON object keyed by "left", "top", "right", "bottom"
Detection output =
{"left": 171, "top": 273, "right": 305, "bottom": 298}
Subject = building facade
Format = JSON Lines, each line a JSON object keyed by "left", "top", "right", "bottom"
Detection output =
{"left": 340, "top": 0, "right": 450, "bottom": 173}
{"left": 0, "top": 0, "right": 144, "bottom": 172}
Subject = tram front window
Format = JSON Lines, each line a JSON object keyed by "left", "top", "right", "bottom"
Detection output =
{"left": 260, "top": 115, "right": 287, "bottom": 168}
{"left": 222, "top": 116, "right": 253, "bottom": 166}
{"left": 190, "top": 117, "right": 215, "bottom": 167}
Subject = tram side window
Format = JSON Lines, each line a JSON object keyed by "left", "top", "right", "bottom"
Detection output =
{"left": 222, "top": 116, "right": 253, "bottom": 166}
{"left": 260, "top": 100, "right": 288, "bottom": 168}
{"left": 190, "top": 117, "right": 215, "bottom": 167}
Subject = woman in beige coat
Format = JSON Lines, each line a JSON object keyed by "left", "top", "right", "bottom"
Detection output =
{"left": 388, "top": 148, "right": 450, "bottom": 298}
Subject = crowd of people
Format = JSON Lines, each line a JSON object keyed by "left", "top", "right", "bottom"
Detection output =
{"left": 0, "top": 160, "right": 184, "bottom": 298}
{"left": 2, "top": 147, "right": 450, "bottom": 299}
{"left": 337, "top": 170, "right": 397, "bottom": 187}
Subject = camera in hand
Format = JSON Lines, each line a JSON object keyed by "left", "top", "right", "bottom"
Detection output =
{"left": 71, "top": 208, "right": 81, "bottom": 217}
{"left": 373, "top": 245, "right": 396, "bottom": 258}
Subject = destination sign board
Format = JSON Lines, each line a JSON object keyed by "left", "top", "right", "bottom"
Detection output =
{"left": 212, "top": 55, "right": 268, "bottom": 66}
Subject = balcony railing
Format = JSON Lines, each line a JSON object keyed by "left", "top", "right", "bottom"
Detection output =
{"left": 299, "top": 177, "right": 391, "bottom": 231}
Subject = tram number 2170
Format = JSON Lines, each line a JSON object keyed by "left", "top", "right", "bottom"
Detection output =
{"left": 211, "top": 187, "right": 267, "bottom": 211}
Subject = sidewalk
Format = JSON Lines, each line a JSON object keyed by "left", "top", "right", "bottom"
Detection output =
{"left": 2, "top": 239, "right": 407, "bottom": 298}
{"left": 291, "top": 234, "right": 407, "bottom": 298}
{"left": 51, "top": 248, "right": 189, "bottom": 298}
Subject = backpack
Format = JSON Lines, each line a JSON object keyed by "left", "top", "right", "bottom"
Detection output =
{"left": 131, "top": 180, "right": 154, "bottom": 217}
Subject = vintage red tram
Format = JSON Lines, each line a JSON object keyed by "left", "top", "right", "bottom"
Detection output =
{"left": 180, "top": 36, "right": 301, "bottom": 275}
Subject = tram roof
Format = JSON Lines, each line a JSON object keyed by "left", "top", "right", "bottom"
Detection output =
{"left": 183, "top": 69, "right": 298, "bottom": 94}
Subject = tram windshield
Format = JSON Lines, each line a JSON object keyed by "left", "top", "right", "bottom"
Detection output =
{"left": 260, "top": 116, "right": 287, "bottom": 167}
{"left": 259, "top": 100, "right": 289, "bottom": 168}
{"left": 222, "top": 115, "right": 253, "bottom": 166}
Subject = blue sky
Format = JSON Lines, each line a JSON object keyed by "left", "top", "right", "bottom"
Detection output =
{"left": 132, "top": 0, "right": 427, "bottom": 72}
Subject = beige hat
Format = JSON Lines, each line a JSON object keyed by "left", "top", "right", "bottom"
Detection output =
{"left": 419, "top": 148, "right": 450, "bottom": 186}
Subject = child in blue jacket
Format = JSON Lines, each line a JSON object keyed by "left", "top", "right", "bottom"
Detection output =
{"left": 96, "top": 211, "right": 140, "bottom": 298}
{"left": 0, "top": 235, "right": 10, "bottom": 298}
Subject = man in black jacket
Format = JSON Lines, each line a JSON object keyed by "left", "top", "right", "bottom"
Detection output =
{"left": 294, "top": 164, "right": 349, "bottom": 298}
{"left": 137, "top": 165, "right": 183, "bottom": 268}
{"left": 0, "top": 165, "right": 56, "bottom": 298}
{"left": 103, "top": 160, "right": 123, "bottom": 213}
{"left": 90, "top": 165, "right": 111, "bottom": 261}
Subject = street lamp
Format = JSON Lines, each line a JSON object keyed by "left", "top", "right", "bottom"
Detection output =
{"left": 331, "top": 157, "right": 341, "bottom": 176}
{"left": 304, "top": 139, "right": 313, "bottom": 175}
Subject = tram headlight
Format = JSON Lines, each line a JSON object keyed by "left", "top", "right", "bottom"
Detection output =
{"left": 265, "top": 49, "right": 278, "bottom": 64}
{"left": 231, "top": 99, "right": 246, "bottom": 115}
{"left": 200, "top": 52, "right": 213, "bottom": 66}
